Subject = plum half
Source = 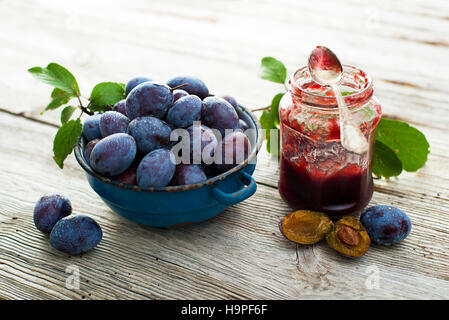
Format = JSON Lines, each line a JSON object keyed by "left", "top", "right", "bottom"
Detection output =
{"left": 325, "top": 216, "right": 370, "bottom": 258}
{"left": 280, "top": 210, "right": 333, "bottom": 245}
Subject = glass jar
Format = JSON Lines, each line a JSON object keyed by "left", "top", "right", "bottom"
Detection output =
{"left": 278, "top": 65, "right": 382, "bottom": 217}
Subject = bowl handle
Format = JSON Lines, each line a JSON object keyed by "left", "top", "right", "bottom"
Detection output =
{"left": 211, "top": 171, "right": 257, "bottom": 206}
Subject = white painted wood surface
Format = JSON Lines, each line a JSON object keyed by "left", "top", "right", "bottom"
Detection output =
{"left": 0, "top": 0, "right": 448, "bottom": 299}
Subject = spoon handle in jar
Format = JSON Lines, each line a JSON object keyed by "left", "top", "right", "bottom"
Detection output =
{"left": 331, "top": 84, "right": 369, "bottom": 155}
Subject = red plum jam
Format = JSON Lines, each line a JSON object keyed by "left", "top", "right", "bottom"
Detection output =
{"left": 278, "top": 66, "right": 381, "bottom": 217}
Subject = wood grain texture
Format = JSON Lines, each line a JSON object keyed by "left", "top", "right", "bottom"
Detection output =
{"left": 1, "top": 111, "right": 448, "bottom": 300}
{"left": 0, "top": 0, "right": 448, "bottom": 300}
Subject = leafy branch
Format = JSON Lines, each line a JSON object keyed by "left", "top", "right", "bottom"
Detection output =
{"left": 257, "top": 56, "right": 430, "bottom": 179}
{"left": 28, "top": 63, "right": 126, "bottom": 169}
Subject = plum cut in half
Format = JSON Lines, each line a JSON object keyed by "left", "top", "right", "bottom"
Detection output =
{"left": 280, "top": 210, "right": 333, "bottom": 245}
{"left": 326, "top": 216, "right": 371, "bottom": 258}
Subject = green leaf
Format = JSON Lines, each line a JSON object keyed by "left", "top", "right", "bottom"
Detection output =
{"left": 267, "top": 128, "right": 280, "bottom": 157}
{"left": 376, "top": 118, "right": 430, "bottom": 172}
{"left": 372, "top": 140, "right": 403, "bottom": 178}
{"left": 89, "top": 82, "right": 125, "bottom": 112}
{"left": 270, "top": 93, "right": 284, "bottom": 126}
{"left": 41, "top": 88, "right": 73, "bottom": 114}
{"left": 260, "top": 57, "right": 287, "bottom": 84}
{"left": 260, "top": 110, "right": 280, "bottom": 154}
{"left": 260, "top": 110, "right": 275, "bottom": 131}
{"left": 259, "top": 93, "right": 284, "bottom": 155}
{"left": 28, "top": 63, "right": 80, "bottom": 96}
{"left": 53, "top": 119, "right": 83, "bottom": 169}
{"left": 60, "top": 106, "right": 77, "bottom": 124}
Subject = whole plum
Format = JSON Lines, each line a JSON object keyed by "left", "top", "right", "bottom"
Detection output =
{"left": 215, "top": 131, "right": 251, "bottom": 173}
{"left": 90, "top": 133, "right": 136, "bottom": 176}
{"left": 172, "top": 164, "right": 207, "bottom": 186}
{"left": 239, "top": 119, "right": 249, "bottom": 131}
{"left": 137, "top": 149, "right": 176, "bottom": 188}
{"left": 99, "top": 111, "right": 130, "bottom": 137}
{"left": 167, "top": 76, "right": 209, "bottom": 99}
{"left": 50, "top": 215, "right": 102, "bottom": 255}
{"left": 33, "top": 193, "right": 72, "bottom": 233}
{"left": 127, "top": 116, "right": 172, "bottom": 155}
{"left": 112, "top": 99, "right": 127, "bottom": 116}
{"left": 173, "top": 89, "right": 189, "bottom": 102}
{"left": 202, "top": 97, "right": 239, "bottom": 136}
{"left": 187, "top": 124, "right": 218, "bottom": 164}
{"left": 201, "top": 163, "right": 216, "bottom": 178}
{"left": 126, "top": 82, "right": 173, "bottom": 120}
{"left": 83, "top": 139, "right": 100, "bottom": 166}
{"left": 125, "top": 76, "right": 152, "bottom": 97}
{"left": 222, "top": 95, "right": 245, "bottom": 118}
{"left": 113, "top": 167, "right": 137, "bottom": 185}
{"left": 360, "top": 205, "right": 412, "bottom": 246}
{"left": 82, "top": 114, "right": 102, "bottom": 141}
{"left": 166, "top": 95, "right": 202, "bottom": 128}
{"left": 222, "top": 95, "right": 238, "bottom": 109}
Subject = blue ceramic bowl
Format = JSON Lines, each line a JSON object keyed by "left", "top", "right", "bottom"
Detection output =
{"left": 74, "top": 105, "right": 263, "bottom": 227}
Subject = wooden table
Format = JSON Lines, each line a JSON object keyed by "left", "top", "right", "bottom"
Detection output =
{"left": 1, "top": 0, "right": 448, "bottom": 299}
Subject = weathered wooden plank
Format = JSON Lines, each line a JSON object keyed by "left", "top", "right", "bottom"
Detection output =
{"left": 0, "top": 111, "right": 448, "bottom": 299}
{"left": 0, "top": 0, "right": 448, "bottom": 300}
{"left": 0, "top": 0, "right": 449, "bottom": 130}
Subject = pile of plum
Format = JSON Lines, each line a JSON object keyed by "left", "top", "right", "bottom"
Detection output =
{"left": 82, "top": 76, "right": 251, "bottom": 188}
{"left": 33, "top": 193, "right": 102, "bottom": 255}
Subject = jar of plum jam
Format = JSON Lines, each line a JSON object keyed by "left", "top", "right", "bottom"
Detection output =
{"left": 278, "top": 65, "right": 382, "bottom": 217}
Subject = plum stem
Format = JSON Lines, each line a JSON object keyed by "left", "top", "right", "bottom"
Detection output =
{"left": 251, "top": 105, "right": 270, "bottom": 112}
{"left": 170, "top": 83, "right": 189, "bottom": 92}
{"left": 80, "top": 105, "right": 94, "bottom": 116}
{"left": 77, "top": 96, "right": 94, "bottom": 116}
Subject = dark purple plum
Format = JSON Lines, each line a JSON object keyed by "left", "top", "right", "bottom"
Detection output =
{"left": 173, "top": 89, "right": 189, "bottom": 102}
{"left": 361, "top": 205, "right": 412, "bottom": 246}
{"left": 202, "top": 97, "right": 239, "bottom": 136}
{"left": 126, "top": 82, "right": 173, "bottom": 120}
{"left": 167, "top": 76, "right": 209, "bottom": 99}
{"left": 166, "top": 95, "right": 202, "bottom": 128}
{"left": 127, "top": 116, "right": 172, "bottom": 155}
{"left": 172, "top": 164, "right": 207, "bottom": 186}
{"left": 33, "top": 193, "right": 72, "bottom": 234}
{"left": 239, "top": 119, "right": 249, "bottom": 131}
{"left": 187, "top": 124, "right": 218, "bottom": 164}
{"left": 99, "top": 111, "right": 130, "bottom": 138}
{"left": 112, "top": 99, "right": 127, "bottom": 116}
{"left": 125, "top": 76, "right": 152, "bottom": 97}
{"left": 82, "top": 114, "right": 102, "bottom": 141}
{"left": 215, "top": 131, "right": 251, "bottom": 173}
{"left": 222, "top": 95, "right": 245, "bottom": 118}
{"left": 201, "top": 163, "right": 216, "bottom": 178}
{"left": 83, "top": 139, "right": 100, "bottom": 166}
{"left": 136, "top": 149, "right": 176, "bottom": 188}
{"left": 113, "top": 167, "right": 137, "bottom": 185}
{"left": 50, "top": 215, "right": 102, "bottom": 255}
{"left": 90, "top": 133, "right": 136, "bottom": 176}
{"left": 222, "top": 95, "right": 238, "bottom": 109}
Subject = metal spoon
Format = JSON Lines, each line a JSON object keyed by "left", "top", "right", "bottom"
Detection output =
{"left": 308, "top": 46, "right": 369, "bottom": 154}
